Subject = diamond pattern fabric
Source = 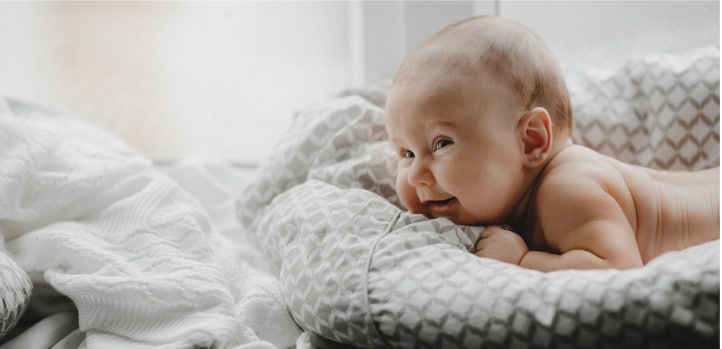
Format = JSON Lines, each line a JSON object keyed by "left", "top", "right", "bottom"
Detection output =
{"left": 237, "top": 47, "right": 720, "bottom": 348}
{"left": 570, "top": 46, "right": 719, "bottom": 170}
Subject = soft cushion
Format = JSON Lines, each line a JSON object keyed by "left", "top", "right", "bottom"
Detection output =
{"left": 570, "top": 45, "right": 719, "bottom": 170}
{"left": 259, "top": 180, "right": 718, "bottom": 348}
{"left": 0, "top": 250, "right": 32, "bottom": 339}
{"left": 236, "top": 46, "right": 720, "bottom": 347}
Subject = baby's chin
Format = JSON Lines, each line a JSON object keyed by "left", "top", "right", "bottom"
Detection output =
{"left": 433, "top": 210, "right": 500, "bottom": 227}
{"left": 401, "top": 198, "right": 497, "bottom": 226}
{"left": 407, "top": 205, "right": 485, "bottom": 226}
{"left": 444, "top": 216, "right": 486, "bottom": 227}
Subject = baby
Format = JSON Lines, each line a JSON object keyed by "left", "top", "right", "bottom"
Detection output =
{"left": 384, "top": 15, "right": 720, "bottom": 271}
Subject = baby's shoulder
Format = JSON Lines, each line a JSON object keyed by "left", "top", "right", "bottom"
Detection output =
{"left": 536, "top": 145, "right": 629, "bottom": 199}
{"left": 539, "top": 145, "right": 608, "bottom": 181}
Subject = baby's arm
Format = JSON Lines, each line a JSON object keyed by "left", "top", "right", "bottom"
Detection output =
{"left": 474, "top": 226, "right": 528, "bottom": 265}
{"left": 523, "top": 171, "right": 644, "bottom": 271}
{"left": 473, "top": 224, "right": 628, "bottom": 271}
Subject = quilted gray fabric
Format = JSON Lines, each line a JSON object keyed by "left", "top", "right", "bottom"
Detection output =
{"left": 236, "top": 94, "right": 400, "bottom": 235}
{"left": 570, "top": 45, "right": 719, "bottom": 170}
{"left": 258, "top": 181, "right": 718, "bottom": 348}
{"left": 237, "top": 47, "right": 720, "bottom": 348}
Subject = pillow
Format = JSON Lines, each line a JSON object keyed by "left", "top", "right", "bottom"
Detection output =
{"left": 236, "top": 94, "right": 400, "bottom": 249}
{"left": 258, "top": 180, "right": 719, "bottom": 348}
{"left": 570, "top": 45, "right": 720, "bottom": 170}
{"left": 0, "top": 250, "right": 32, "bottom": 339}
{"left": 236, "top": 46, "right": 720, "bottom": 347}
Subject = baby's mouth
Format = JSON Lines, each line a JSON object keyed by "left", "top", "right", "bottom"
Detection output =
{"left": 426, "top": 197, "right": 457, "bottom": 214}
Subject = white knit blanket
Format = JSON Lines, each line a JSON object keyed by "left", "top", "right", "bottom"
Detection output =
{"left": 0, "top": 113, "right": 299, "bottom": 348}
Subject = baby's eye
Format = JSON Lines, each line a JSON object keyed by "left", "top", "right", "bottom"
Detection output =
{"left": 401, "top": 149, "right": 415, "bottom": 159}
{"left": 433, "top": 138, "right": 453, "bottom": 151}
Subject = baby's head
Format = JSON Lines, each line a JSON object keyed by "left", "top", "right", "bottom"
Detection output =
{"left": 385, "top": 15, "right": 572, "bottom": 226}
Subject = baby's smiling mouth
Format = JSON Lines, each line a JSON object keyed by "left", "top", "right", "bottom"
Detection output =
{"left": 426, "top": 197, "right": 457, "bottom": 215}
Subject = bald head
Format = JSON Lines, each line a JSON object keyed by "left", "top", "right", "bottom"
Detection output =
{"left": 393, "top": 16, "right": 572, "bottom": 137}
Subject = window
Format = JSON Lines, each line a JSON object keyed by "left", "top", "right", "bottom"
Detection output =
{"left": 0, "top": 1, "right": 716, "bottom": 164}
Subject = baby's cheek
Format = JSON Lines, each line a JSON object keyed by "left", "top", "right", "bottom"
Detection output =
{"left": 395, "top": 176, "right": 417, "bottom": 211}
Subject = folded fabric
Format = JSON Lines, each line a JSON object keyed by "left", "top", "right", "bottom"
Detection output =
{"left": 570, "top": 45, "right": 719, "bottom": 170}
{"left": 259, "top": 180, "right": 719, "bottom": 348}
{"left": 0, "top": 111, "right": 284, "bottom": 348}
{"left": 0, "top": 250, "right": 31, "bottom": 339}
{"left": 237, "top": 46, "right": 720, "bottom": 348}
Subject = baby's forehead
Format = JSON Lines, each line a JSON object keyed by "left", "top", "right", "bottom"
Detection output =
{"left": 399, "top": 17, "right": 543, "bottom": 82}
{"left": 390, "top": 65, "right": 517, "bottom": 113}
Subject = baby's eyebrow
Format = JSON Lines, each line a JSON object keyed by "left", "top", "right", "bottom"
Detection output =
{"left": 387, "top": 134, "right": 404, "bottom": 146}
{"left": 424, "top": 114, "right": 457, "bottom": 127}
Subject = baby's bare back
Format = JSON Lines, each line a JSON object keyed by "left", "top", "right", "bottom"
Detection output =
{"left": 560, "top": 146, "right": 719, "bottom": 263}
{"left": 624, "top": 160, "right": 719, "bottom": 262}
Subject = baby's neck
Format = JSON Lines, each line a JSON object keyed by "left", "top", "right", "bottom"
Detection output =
{"left": 507, "top": 137, "right": 572, "bottom": 230}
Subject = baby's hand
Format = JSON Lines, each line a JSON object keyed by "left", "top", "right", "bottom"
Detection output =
{"left": 474, "top": 226, "right": 528, "bottom": 266}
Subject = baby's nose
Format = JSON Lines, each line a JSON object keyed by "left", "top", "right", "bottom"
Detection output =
{"left": 407, "top": 159, "right": 434, "bottom": 187}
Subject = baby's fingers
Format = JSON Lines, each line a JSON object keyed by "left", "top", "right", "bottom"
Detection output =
{"left": 480, "top": 225, "right": 508, "bottom": 238}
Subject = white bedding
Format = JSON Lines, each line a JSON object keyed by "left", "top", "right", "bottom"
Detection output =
{"left": 0, "top": 109, "right": 301, "bottom": 348}
{"left": 0, "top": 45, "right": 718, "bottom": 348}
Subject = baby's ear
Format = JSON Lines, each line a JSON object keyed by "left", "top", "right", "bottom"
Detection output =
{"left": 518, "top": 107, "right": 553, "bottom": 168}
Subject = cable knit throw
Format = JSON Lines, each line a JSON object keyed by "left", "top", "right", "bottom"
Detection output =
{"left": 0, "top": 112, "right": 289, "bottom": 348}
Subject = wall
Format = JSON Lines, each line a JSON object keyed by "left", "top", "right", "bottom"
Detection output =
{"left": 0, "top": 2, "right": 350, "bottom": 163}
{"left": 498, "top": 1, "right": 720, "bottom": 78}
{"left": 0, "top": 1, "right": 717, "bottom": 164}
{"left": 350, "top": 1, "right": 482, "bottom": 86}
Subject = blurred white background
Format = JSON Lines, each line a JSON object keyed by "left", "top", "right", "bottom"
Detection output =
{"left": 0, "top": 1, "right": 718, "bottom": 164}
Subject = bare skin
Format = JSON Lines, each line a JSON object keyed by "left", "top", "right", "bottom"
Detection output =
{"left": 386, "top": 15, "right": 720, "bottom": 271}
{"left": 477, "top": 144, "right": 720, "bottom": 271}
